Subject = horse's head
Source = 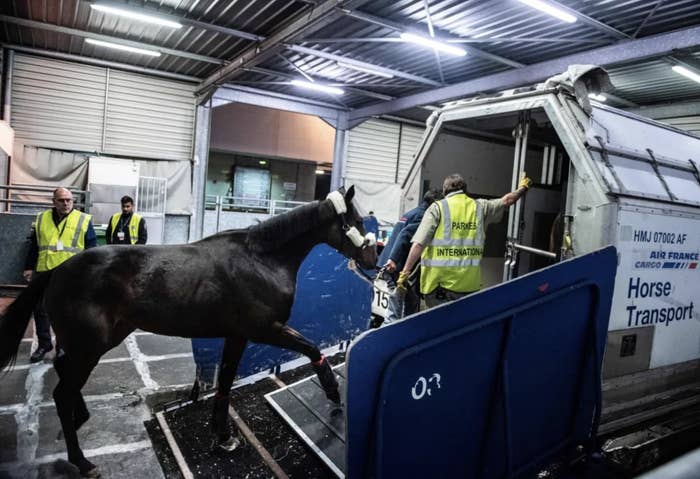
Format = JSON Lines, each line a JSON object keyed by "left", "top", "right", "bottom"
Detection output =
{"left": 324, "top": 185, "right": 378, "bottom": 270}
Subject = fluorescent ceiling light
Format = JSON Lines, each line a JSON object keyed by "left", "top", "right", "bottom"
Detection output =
{"left": 517, "top": 0, "right": 577, "bottom": 23}
{"left": 91, "top": 4, "right": 182, "bottom": 29}
{"left": 291, "top": 79, "right": 344, "bottom": 95}
{"left": 672, "top": 65, "right": 700, "bottom": 84}
{"left": 400, "top": 32, "right": 467, "bottom": 57}
{"left": 85, "top": 38, "right": 161, "bottom": 57}
{"left": 336, "top": 61, "right": 394, "bottom": 79}
{"left": 315, "top": 169, "right": 325, "bottom": 175}
{"left": 588, "top": 93, "right": 606, "bottom": 102}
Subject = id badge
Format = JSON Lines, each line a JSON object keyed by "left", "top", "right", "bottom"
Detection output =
{"left": 117, "top": 231, "right": 125, "bottom": 241}
{"left": 56, "top": 240, "right": 64, "bottom": 251}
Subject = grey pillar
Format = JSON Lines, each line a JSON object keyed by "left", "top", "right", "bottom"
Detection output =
{"left": 2, "top": 49, "right": 12, "bottom": 123}
{"left": 330, "top": 127, "right": 347, "bottom": 191}
{"left": 189, "top": 102, "right": 212, "bottom": 242}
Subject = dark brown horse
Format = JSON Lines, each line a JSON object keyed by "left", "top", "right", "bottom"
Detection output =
{"left": 0, "top": 186, "right": 376, "bottom": 477}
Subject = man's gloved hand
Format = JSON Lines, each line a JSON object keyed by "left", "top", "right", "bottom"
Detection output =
{"left": 518, "top": 173, "right": 532, "bottom": 191}
{"left": 396, "top": 270, "right": 410, "bottom": 293}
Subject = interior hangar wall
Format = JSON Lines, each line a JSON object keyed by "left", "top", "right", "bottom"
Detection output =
{"left": 344, "top": 118, "right": 424, "bottom": 224}
{"left": 7, "top": 53, "right": 196, "bottom": 223}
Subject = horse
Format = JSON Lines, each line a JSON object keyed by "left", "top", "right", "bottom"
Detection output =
{"left": 0, "top": 186, "right": 377, "bottom": 478}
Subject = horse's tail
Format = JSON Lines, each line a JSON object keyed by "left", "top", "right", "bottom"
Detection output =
{"left": 0, "top": 271, "right": 53, "bottom": 372}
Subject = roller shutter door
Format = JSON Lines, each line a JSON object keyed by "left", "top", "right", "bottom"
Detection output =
{"left": 10, "top": 53, "right": 195, "bottom": 161}
{"left": 105, "top": 70, "right": 195, "bottom": 161}
{"left": 397, "top": 124, "right": 425, "bottom": 184}
{"left": 11, "top": 54, "right": 106, "bottom": 152}
{"left": 345, "top": 119, "right": 400, "bottom": 183}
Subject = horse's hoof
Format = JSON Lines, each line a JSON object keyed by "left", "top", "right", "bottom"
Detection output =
{"left": 218, "top": 436, "right": 242, "bottom": 452}
{"left": 75, "top": 458, "right": 101, "bottom": 478}
{"left": 326, "top": 389, "right": 341, "bottom": 404}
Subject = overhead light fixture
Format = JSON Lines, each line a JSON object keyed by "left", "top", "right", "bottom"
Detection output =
{"left": 517, "top": 0, "right": 577, "bottom": 23}
{"left": 315, "top": 169, "right": 325, "bottom": 175}
{"left": 91, "top": 4, "right": 182, "bottom": 29}
{"left": 336, "top": 61, "right": 394, "bottom": 79}
{"left": 85, "top": 38, "right": 161, "bottom": 57}
{"left": 400, "top": 32, "right": 467, "bottom": 57}
{"left": 259, "top": 160, "right": 267, "bottom": 165}
{"left": 291, "top": 79, "right": 344, "bottom": 95}
{"left": 588, "top": 93, "right": 606, "bottom": 102}
{"left": 672, "top": 65, "right": 700, "bottom": 84}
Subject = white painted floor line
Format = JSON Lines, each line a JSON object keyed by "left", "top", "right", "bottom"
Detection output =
{"left": 0, "top": 404, "right": 22, "bottom": 414}
{"left": 140, "top": 352, "right": 193, "bottom": 362}
{"left": 15, "top": 363, "right": 51, "bottom": 465}
{"left": 156, "top": 412, "right": 194, "bottom": 479}
{"left": 20, "top": 338, "right": 33, "bottom": 343}
{"left": 10, "top": 352, "right": 193, "bottom": 371}
{"left": 0, "top": 440, "right": 153, "bottom": 471}
{"left": 124, "top": 335, "right": 158, "bottom": 390}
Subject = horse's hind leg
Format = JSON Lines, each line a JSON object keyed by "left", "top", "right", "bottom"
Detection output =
{"left": 53, "top": 353, "right": 100, "bottom": 477}
{"left": 257, "top": 323, "right": 340, "bottom": 404}
{"left": 212, "top": 335, "right": 247, "bottom": 450}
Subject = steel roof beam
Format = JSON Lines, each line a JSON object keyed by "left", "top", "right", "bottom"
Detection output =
{"left": 83, "top": 0, "right": 264, "bottom": 42}
{"left": 286, "top": 44, "right": 441, "bottom": 86}
{"left": 243, "top": 66, "right": 397, "bottom": 101}
{"left": 197, "top": 0, "right": 372, "bottom": 96}
{"left": 340, "top": 9, "right": 524, "bottom": 69}
{"left": 348, "top": 24, "right": 700, "bottom": 121}
{"left": 422, "top": 0, "right": 446, "bottom": 85}
{"left": 538, "top": 1, "right": 630, "bottom": 39}
{"left": 212, "top": 84, "right": 346, "bottom": 120}
{"left": 0, "top": 15, "right": 223, "bottom": 64}
{"left": 3, "top": 44, "right": 200, "bottom": 82}
{"left": 302, "top": 37, "right": 610, "bottom": 45}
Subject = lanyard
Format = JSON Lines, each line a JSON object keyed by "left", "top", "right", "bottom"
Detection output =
{"left": 56, "top": 213, "right": 69, "bottom": 239}
{"left": 118, "top": 214, "right": 131, "bottom": 232}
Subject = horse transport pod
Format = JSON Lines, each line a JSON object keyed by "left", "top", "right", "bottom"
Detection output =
{"left": 268, "top": 246, "right": 617, "bottom": 477}
{"left": 398, "top": 85, "right": 700, "bottom": 417}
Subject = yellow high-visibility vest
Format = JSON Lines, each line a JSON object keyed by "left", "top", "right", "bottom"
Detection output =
{"left": 110, "top": 212, "right": 142, "bottom": 245}
{"left": 420, "top": 193, "right": 485, "bottom": 294}
{"left": 35, "top": 209, "right": 90, "bottom": 272}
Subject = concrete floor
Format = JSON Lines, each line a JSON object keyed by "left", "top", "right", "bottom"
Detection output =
{"left": 0, "top": 315, "right": 197, "bottom": 479}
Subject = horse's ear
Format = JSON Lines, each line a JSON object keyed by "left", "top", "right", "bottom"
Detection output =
{"left": 345, "top": 185, "right": 355, "bottom": 202}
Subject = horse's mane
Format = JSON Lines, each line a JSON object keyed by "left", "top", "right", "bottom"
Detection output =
{"left": 247, "top": 200, "right": 325, "bottom": 252}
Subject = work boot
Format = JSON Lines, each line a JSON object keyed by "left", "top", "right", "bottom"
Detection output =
{"left": 30, "top": 346, "right": 52, "bottom": 363}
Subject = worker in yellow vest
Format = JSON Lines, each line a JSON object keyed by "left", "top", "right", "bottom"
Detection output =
{"left": 397, "top": 173, "right": 532, "bottom": 309}
{"left": 105, "top": 195, "right": 147, "bottom": 245}
{"left": 22, "top": 187, "right": 97, "bottom": 362}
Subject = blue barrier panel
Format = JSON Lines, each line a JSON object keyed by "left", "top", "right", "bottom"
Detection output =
{"left": 345, "top": 246, "right": 617, "bottom": 479}
{"left": 191, "top": 217, "right": 376, "bottom": 381}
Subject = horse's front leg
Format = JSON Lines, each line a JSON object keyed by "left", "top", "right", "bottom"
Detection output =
{"left": 212, "top": 335, "right": 247, "bottom": 450}
{"left": 53, "top": 353, "right": 100, "bottom": 477}
{"left": 258, "top": 322, "right": 340, "bottom": 404}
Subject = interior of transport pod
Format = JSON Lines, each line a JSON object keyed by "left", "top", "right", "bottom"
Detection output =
{"left": 419, "top": 107, "right": 571, "bottom": 289}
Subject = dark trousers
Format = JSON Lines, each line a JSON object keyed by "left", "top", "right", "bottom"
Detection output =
{"left": 34, "top": 301, "right": 53, "bottom": 350}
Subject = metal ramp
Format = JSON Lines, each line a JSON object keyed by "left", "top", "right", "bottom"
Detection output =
{"left": 266, "top": 363, "right": 348, "bottom": 477}
{"left": 267, "top": 246, "right": 618, "bottom": 479}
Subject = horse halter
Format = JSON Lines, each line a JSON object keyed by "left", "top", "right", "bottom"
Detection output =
{"left": 326, "top": 191, "right": 376, "bottom": 249}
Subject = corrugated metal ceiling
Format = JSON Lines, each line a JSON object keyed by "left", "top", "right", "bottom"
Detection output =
{"left": 1, "top": 0, "right": 700, "bottom": 112}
